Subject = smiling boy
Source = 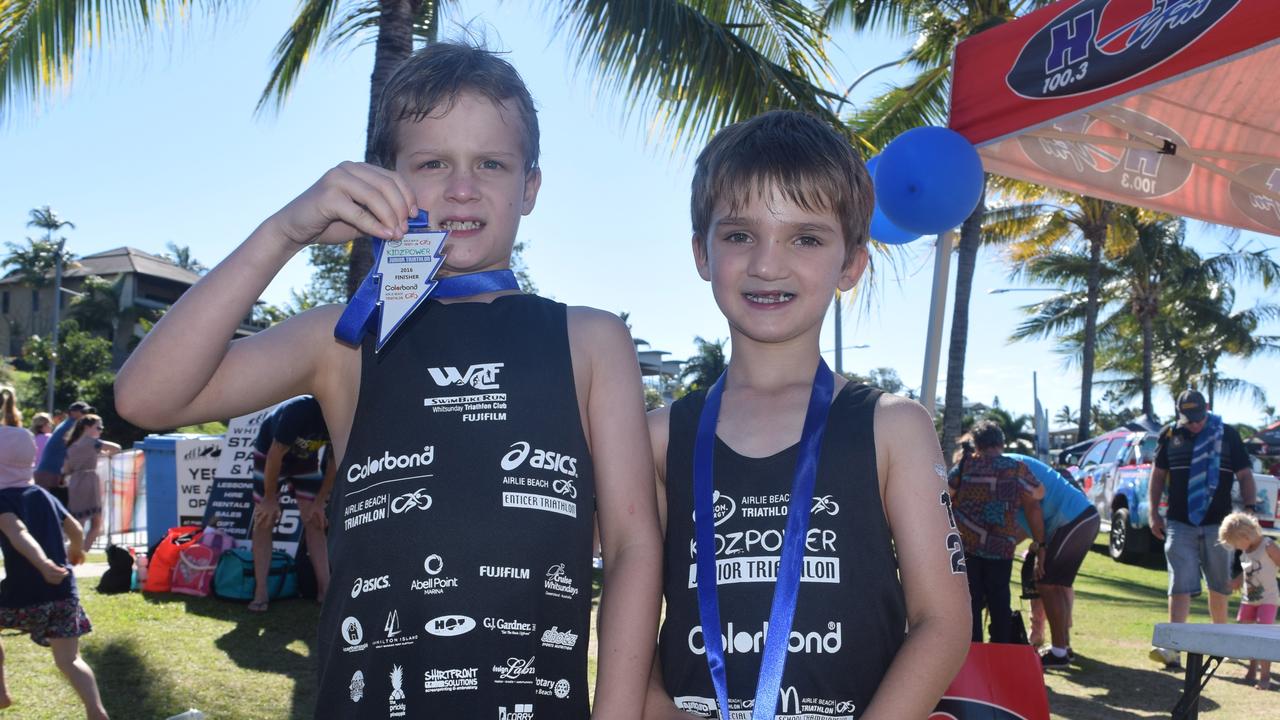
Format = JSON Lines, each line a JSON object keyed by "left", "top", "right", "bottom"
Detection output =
{"left": 644, "top": 111, "right": 971, "bottom": 720}
{"left": 117, "top": 43, "right": 660, "bottom": 719}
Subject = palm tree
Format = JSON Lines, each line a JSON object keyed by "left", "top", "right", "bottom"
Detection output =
{"left": 6, "top": 206, "right": 77, "bottom": 286}
{"left": 3, "top": 2, "right": 841, "bottom": 296}
{"left": 164, "top": 242, "right": 206, "bottom": 274}
{"left": 67, "top": 275, "right": 125, "bottom": 340}
{"left": 680, "top": 336, "right": 727, "bottom": 393}
{"left": 823, "top": 0, "right": 1058, "bottom": 462}
{"left": 984, "top": 181, "right": 1121, "bottom": 441}
{"left": 1012, "top": 219, "right": 1280, "bottom": 415}
{"left": 1171, "top": 281, "right": 1280, "bottom": 409}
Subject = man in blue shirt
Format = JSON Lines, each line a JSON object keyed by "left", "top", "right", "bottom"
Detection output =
{"left": 32, "top": 402, "right": 92, "bottom": 508}
{"left": 1009, "top": 453, "right": 1101, "bottom": 667}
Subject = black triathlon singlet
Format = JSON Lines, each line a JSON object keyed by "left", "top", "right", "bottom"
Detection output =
{"left": 317, "top": 294, "right": 595, "bottom": 720}
{"left": 659, "top": 383, "right": 906, "bottom": 720}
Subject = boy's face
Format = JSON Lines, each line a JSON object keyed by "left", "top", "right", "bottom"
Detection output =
{"left": 393, "top": 91, "right": 541, "bottom": 276}
{"left": 694, "top": 184, "right": 866, "bottom": 348}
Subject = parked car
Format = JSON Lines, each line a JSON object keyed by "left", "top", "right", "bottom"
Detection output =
{"left": 1063, "top": 422, "right": 1279, "bottom": 563}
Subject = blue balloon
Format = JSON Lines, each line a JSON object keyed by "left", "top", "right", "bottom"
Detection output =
{"left": 865, "top": 156, "right": 921, "bottom": 245}
{"left": 874, "top": 126, "right": 984, "bottom": 235}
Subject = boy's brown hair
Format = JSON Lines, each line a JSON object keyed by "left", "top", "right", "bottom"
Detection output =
{"left": 369, "top": 42, "right": 540, "bottom": 172}
{"left": 690, "top": 110, "right": 873, "bottom": 265}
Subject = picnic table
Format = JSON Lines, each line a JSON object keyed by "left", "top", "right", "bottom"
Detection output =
{"left": 1152, "top": 622, "right": 1280, "bottom": 719}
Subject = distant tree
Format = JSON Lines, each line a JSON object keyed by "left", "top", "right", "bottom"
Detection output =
{"left": 680, "top": 337, "right": 727, "bottom": 394}
{"left": 643, "top": 387, "right": 665, "bottom": 411}
{"left": 67, "top": 275, "right": 123, "bottom": 339}
{"left": 23, "top": 319, "right": 148, "bottom": 445}
{"left": 22, "top": 320, "right": 109, "bottom": 407}
{"left": 512, "top": 241, "right": 536, "bottom": 295}
{"left": 846, "top": 367, "right": 906, "bottom": 395}
{"left": 1053, "top": 405, "right": 1078, "bottom": 426}
{"left": 981, "top": 407, "right": 1034, "bottom": 453}
{"left": 5, "top": 207, "right": 77, "bottom": 287}
{"left": 252, "top": 302, "right": 289, "bottom": 327}
{"left": 1088, "top": 390, "right": 1144, "bottom": 435}
{"left": 164, "top": 242, "right": 207, "bottom": 274}
{"left": 307, "top": 244, "right": 350, "bottom": 305}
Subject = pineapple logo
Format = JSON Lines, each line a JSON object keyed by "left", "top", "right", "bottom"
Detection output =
{"left": 349, "top": 670, "right": 364, "bottom": 702}
{"left": 389, "top": 665, "right": 405, "bottom": 700}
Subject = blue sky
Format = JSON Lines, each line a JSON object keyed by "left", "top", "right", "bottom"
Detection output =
{"left": 1, "top": 1, "right": 1276, "bottom": 429}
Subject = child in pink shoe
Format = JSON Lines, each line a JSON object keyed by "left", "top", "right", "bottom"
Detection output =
{"left": 1220, "top": 511, "right": 1280, "bottom": 690}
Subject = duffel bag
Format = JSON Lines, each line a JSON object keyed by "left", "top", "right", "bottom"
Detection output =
{"left": 213, "top": 547, "right": 298, "bottom": 601}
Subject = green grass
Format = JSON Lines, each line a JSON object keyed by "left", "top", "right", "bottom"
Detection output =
{"left": 1, "top": 570, "right": 605, "bottom": 719}
{"left": 2, "top": 542, "right": 1273, "bottom": 719}
{"left": 174, "top": 421, "right": 229, "bottom": 436}
{"left": 1035, "top": 537, "right": 1275, "bottom": 719}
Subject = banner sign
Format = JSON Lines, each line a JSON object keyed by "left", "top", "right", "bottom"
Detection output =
{"left": 202, "top": 405, "right": 304, "bottom": 555}
{"left": 174, "top": 438, "right": 222, "bottom": 527}
{"left": 949, "top": 0, "right": 1280, "bottom": 234}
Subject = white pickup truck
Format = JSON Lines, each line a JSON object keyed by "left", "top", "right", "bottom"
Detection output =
{"left": 1068, "top": 426, "right": 1279, "bottom": 563}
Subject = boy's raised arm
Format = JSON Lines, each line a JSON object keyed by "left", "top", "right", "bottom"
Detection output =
{"left": 570, "top": 308, "right": 663, "bottom": 719}
{"left": 116, "top": 163, "right": 418, "bottom": 429}
{"left": 864, "top": 396, "right": 972, "bottom": 720}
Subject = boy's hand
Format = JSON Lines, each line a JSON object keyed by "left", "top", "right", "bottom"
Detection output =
{"left": 67, "top": 548, "right": 85, "bottom": 566}
{"left": 270, "top": 162, "right": 419, "bottom": 248}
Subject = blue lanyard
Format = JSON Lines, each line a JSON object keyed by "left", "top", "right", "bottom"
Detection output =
{"left": 333, "top": 236, "right": 519, "bottom": 345}
{"left": 693, "top": 360, "right": 835, "bottom": 720}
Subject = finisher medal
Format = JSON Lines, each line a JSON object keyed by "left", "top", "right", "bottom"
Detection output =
{"left": 333, "top": 210, "right": 520, "bottom": 350}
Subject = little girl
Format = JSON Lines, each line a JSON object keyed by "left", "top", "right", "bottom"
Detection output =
{"left": 1219, "top": 511, "right": 1280, "bottom": 690}
{"left": 0, "top": 426, "right": 108, "bottom": 718}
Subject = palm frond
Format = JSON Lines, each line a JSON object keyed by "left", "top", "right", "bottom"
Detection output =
{"left": 1199, "top": 247, "right": 1280, "bottom": 289}
{"left": 547, "top": 0, "right": 844, "bottom": 149}
{"left": 0, "top": 0, "right": 218, "bottom": 118}
{"left": 820, "top": 0, "right": 924, "bottom": 34}
{"left": 257, "top": 0, "right": 344, "bottom": 113}
{"left": 846, "top": 63, "right": 948, "bottom": 151}
{"left": 982, "top": 202, "right": 1055, "bottom": 246}
{"left": 1009, "top": 293, "right": 1087, "bottom": 342}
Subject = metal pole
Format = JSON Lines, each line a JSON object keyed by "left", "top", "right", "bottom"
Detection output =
{"left": 1033, "top": 371, "right": 1041, "bottom": 456}
{"left": 920, "top": 231, "right": 955, "bottom": 418}
{"left": 46, "top": 240, "right": 64, "bottom": 414}
{"left": 833, "top": 295, "right": 843, "bottom": 375}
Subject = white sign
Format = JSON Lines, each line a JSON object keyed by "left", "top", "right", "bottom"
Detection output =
{"left": 215, "top": 406, "right": 278, "bottom": 479}
{"left": 174, "top": 437, "right": 222, "bottom": 525}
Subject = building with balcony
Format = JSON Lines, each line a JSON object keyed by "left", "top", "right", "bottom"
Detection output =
{"left": 0, "top": 247, "right": 264, "bottom": 367}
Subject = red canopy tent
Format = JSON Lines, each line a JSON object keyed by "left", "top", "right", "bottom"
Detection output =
{"left": 949, "top": 0, "right": 1280, "bottom": 236}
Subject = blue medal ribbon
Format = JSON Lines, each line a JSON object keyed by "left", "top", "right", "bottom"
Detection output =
{"left": 333, "top": 218, "right": 520, "bottom": 346}
{"left": 693, "top": 360, "right": 835, "bottom": 720}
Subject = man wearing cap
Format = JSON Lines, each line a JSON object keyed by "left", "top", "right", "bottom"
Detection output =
{"left": 32, "top": 401, "right": 94, "bottom": 508}
{"left": 1148, "top": 390, "right": 1258, "bottom": 669}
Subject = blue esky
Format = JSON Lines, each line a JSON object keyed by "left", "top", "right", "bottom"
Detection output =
{"left": 1, "top": 1, "right": 1276, "bottom": 428}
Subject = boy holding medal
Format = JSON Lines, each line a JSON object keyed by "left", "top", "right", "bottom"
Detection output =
{"left": 117, "top": 43, "right": 661, "bottom": 719}
{"left": 644, "top": 111, "right": 972, "bottom": 720}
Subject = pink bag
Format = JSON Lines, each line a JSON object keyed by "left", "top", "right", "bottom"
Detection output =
{"left": 169, "top": 528, "right": 234, "bottom": 597}
{"left": 170, "top": 542, "right": 218, "bottom": 597}
{"left": 199, "top": 527, "right": 235, "bottom": 554}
